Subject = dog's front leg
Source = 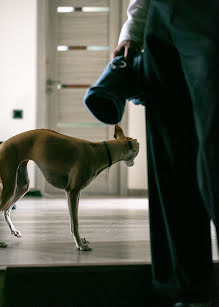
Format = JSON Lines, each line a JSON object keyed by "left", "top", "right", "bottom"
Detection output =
{"left": 66, "top": 189, "right": 91, "bottom": 251}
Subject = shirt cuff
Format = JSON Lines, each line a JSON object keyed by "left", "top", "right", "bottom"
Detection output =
{"left": 118, "top": 20, "right": 145, "bottom": 48}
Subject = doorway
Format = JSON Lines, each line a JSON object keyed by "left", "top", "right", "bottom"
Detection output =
{"left": 36, "top": 0, "right": 129, "bottom": 196}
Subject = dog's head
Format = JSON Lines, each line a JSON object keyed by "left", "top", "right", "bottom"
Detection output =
{"left": 114, "top": 125, "right": 139, "bottom": 167}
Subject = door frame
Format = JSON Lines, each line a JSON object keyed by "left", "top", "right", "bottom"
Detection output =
{"left": 36, "top": 0, "right": 129, "bottom": 196}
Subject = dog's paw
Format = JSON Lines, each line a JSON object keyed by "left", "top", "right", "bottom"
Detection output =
{"left": 11, "top": 229, "right": 22, "bottom": 238}
{"left": 0, "top": 241, "right": 8, "bottom": 248}
{"left": 77, "top": 239, "right": 92, "bottom": 251}
{"left": 81, "top": 237, "right": 89, "bottom": 244}
{"left": 77, "top": 244, "right": 92, "bottom": 251}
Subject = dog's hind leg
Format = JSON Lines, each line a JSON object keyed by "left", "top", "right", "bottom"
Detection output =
{"left": 4, "top": 206, "right": 21, "bottom": 238}
{"left": 11, "top": 160, "right": 30, "bottom": 204}
{"left": 4, "top": 161, "right": 30, "bottom": 238}
{"left": 0, "top": 169, "right": 17, "bottom": 212}
{"left": 0, "top": 180, "right": 7, "bottom": 248}
{"left": 66, "top": 189, "right": 91, "bottom": 251}
{"left": 0, "top": 165, "right": 17, "bottom": 247}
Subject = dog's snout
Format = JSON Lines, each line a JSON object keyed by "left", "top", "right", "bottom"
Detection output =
{"left": 125, "top": 160, "right": 134, "bottom": 167}
{"left": 134, "top": 139, "right": 139, "bottom": 150}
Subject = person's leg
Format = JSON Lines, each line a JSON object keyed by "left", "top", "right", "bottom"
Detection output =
{"left": 144, "top": 32, "right": 215, "bottom": 303}
{"left": 169, "top": 0, "right": 219, "bottom": 225}
{"left": 173, "top": 44, "right": 219, "bottom": 229}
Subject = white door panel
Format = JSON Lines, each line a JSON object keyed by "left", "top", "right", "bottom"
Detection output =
{"left": 57, "top": 50, "right": 108, "bottom": 84}
{"left": 57, "top": 12, "right": 108, "bottom": 46}
{"left": 44, "top": 0, "right": 121, "bottom": 195}
{"left": 55, "top": 0, "right": 108, "bottom": 6}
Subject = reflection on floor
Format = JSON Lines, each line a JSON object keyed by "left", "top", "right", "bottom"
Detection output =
{"left": 0, "top": 197, "right": 218, "bottom": 266}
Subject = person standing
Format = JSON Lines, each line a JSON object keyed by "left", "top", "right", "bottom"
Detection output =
{"left": 113, "top": 0, "right": 217, "bottom": 306}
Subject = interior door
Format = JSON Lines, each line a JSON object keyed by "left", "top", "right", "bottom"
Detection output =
{"left": 44, "top": 0, "right": 122, "bottom": 195}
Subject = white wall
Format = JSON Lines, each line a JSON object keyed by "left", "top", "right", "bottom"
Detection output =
{"left": 128, "top": 103, "right": 148, "bottom": 190}
{"left": 0, "top": 0, "right": 147, "bottom": 193}
{"left": 120, "top": 0, "right": 147, "bottom": 192}
{"left": 0, "top": 0, "right": 37, "bottom": 186}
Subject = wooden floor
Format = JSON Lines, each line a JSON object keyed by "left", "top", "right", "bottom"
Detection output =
{"left": 0, "top": 197, "right": 150, "bottom": 266}
{"left": 0, "top": 197, "right": 218, "bottom": 266}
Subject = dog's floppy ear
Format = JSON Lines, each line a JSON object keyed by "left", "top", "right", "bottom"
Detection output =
{"left": 114, "top": 125, "right": 125, "bottom": 139}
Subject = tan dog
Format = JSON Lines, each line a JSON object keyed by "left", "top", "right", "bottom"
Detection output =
{"left": 0, "top": 125, "right": 139, "bottom": 251}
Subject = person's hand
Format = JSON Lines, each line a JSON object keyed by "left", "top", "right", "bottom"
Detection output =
{"left": 111, "top": 40, "right": 140, "bottom": 61}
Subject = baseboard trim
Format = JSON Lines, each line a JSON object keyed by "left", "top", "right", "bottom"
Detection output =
{"left": 26, "top": 190, "right": 148, "bottom": 198}
{"left": 24, "top": 190, "right": 42, "bottom": 197}
{"left": 128, "top": 189, "right": 148, "bottom": 197}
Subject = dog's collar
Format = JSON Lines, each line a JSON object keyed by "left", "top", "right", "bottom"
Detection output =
{"left": 103, "top": 141, "right": 112, "bottom": 167}
{"left": 103, "top": 140, "right": 133, "bottom": 168}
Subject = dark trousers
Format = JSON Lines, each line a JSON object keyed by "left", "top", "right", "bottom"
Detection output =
{"left": 144, "top": 0, "right": 218, "bottom": 303}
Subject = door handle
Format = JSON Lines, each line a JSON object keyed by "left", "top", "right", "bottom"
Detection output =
{"left": 46, "top": 78, "right": 60, "bottom": 86}
{"left": 46, "top": 79, "right": 61, "bottom": 95}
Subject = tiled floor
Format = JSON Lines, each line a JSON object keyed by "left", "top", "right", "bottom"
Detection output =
{"left": 0, "top": 197, "right": 218, "bottom": 266}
